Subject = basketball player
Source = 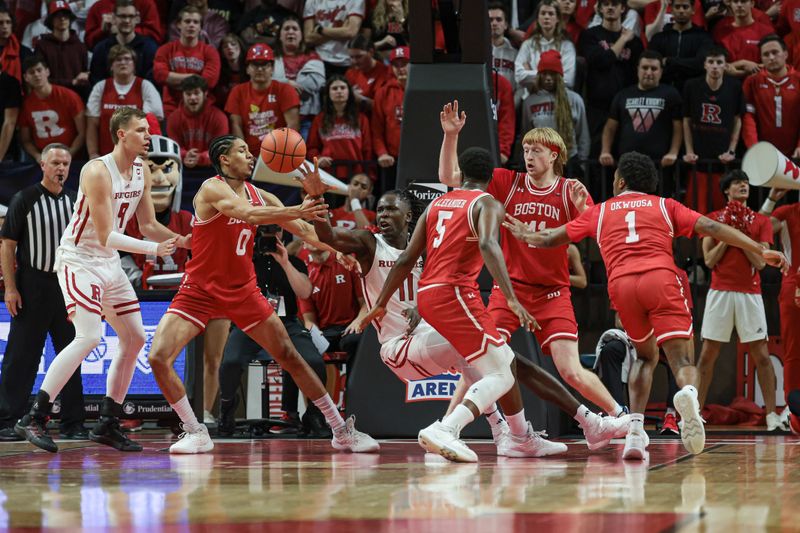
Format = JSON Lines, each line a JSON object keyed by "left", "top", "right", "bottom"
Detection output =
{"left": 306, "top": 183, "right": 630, "bottom": 455}
{"left": 359, "top": 147, "right": 554, "bottom": 462}
{"left": 147, "top": 134, "right": 379, "bottom": 455}
{"left": 16, "top": 108, "right": 186, "bottom": 453}
{"left": 503, "top": 151, "right": 788, "bottom": 458}
{"left": 438, "top": 101, "right": 628, "bottom": 420}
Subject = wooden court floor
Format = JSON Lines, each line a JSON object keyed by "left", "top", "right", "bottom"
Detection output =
{"left": 0, "top": 431, "right": 799, "bottom": 532}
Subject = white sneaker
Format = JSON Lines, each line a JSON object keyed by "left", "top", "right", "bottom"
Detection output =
{"left": 490, "top": 420, "right": 511, "bottom": 456}
{"left": 582, "top": 412, "right": 631, "bottom": 450}
{"left": 766, "top": 411, "right": 784, "bottom": 431}
{"left": 331, "top": 415, "right": 380, "bottom": 453}
{"left": 673, "top": 388, "right": 705, "bottom": 455}
{"left": 622, "top": 429, "right": 649, "bottom": 460}
{"left": 779, "top": 406, "right": 791, "bottom": 431}
{"left": 418, "top": 421, "right": 478, "bottom": 463}
{"left": 499, "top": 422, "right": 568, "bottom": 457}
{"left": 203, "top": 410, "right": 216, "bottom": 425}
{"left": 169, "top": 424, "right": 214, "bottom": 454}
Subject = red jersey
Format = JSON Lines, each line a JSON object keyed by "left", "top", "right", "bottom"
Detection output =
{"left": 489, "top": 170, "right": 591, "bottom": 289}
{"left": 19, "top": 85, "right": 85, "bottom": 151}
{"left": 306, "top": 113, "right": 373, "bottom": 178}
{"left": 166, "top": 103, "right": 230, "bottom": 167}
{"left": 345, "top": 60, "right": 392, "bottom": 102}
{"left": 566, "top": 191, "right": 701, "bottom": 283}
{"left": 298, "top": 253, "right": 362, "bottom": 328}
{"left": 98, "top": 77, "right": 145, "bottom": 155}
{"left": 225, "top": 80, "right": 300, "bottom": 157}
{"left": 773, "top": 202, "right": 800, "bottom": 289}
{"left": 419, "top": 189, "right": 493, "bottom": 291}
{"left": 707, "top": 206, "right": 773, "bottom": 293}
{"left": 329, "top": 205, "right": 376, "bottom": 229}
{"left": 716, "top": 20, "right": 775, "bottom": 63}
{"left": 777, "top": 0, "right": 800, "bottom": 34}
{"left": 743, "top": 69, "right": 800, "bottom": 155}
{"left": 153, "top": 40, "right": 221, "bottom": 115}
{"left": 371, "top": 78, "right": 404, "bottom": 158}
{"left": 181, "top": 177, "right": 264, "bottom": 301}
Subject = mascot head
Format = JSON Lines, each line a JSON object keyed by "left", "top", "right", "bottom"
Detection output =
{"left": 146, "top": 135, "right": 183, "bottom": 213}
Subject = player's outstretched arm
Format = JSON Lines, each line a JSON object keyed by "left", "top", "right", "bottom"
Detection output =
{"left": 83, "top": 161, "right": 177, "bottom": 257}
{"left": 135, "top": 163, "right": 192, "bottom": 249}
{"left": 438, "top": 100, "right": 465, "bottom": 188}
{"left": 359, "top": 207, "right": 429, "bottom": 330}
{"left": 695, "top": 216, "right": 789, "bottom": 272}
{"left": 478, "top": 198, "right": 539, "bottom": 332}
{"left": 203, "top": 179, "right": 327, "bottom": 226}
{"left": 503, "top": 213, "right": 571, "bottom": 248}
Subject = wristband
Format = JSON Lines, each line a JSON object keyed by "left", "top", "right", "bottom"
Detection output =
{"left": 350, "top": 198, "right": 362, "bottom": 211}
{"left": 105, "top": 231, "right": 160, "bottom": 255}
{"left": 761, "top": 198, "right": 776, "bottom": 214}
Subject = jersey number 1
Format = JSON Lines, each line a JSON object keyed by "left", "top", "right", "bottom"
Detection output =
{"left": 432, "top": 210, "right": 453, "bottom": 248}
{"left": 624, "top": 211, "right": 640, "bottom": 243}
{"left": 397, "top": 275, "right": 415, "bottom": 302}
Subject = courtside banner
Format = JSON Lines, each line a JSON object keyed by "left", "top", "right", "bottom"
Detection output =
{"left": 405, "top": 372, "right": 461, "bottom": 402}
{"left": 405, "top": 182, "right": 448, "bottom": 205}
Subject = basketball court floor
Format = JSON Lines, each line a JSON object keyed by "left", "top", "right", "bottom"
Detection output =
{"left": 1, "top": 430, "right": 798, "bottom": 531}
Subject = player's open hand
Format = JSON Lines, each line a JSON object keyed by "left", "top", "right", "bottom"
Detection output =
{"left": 156, "top": 236, "right": 178, "bottom": 257}
{"left": 440, "top": 100, "right": 466, "bottom": 136}
{"left": 568, "top": 179, "right": 589, "bottom": 212}
{"left": 503, "top": 214, "right": 533, "bottom": 243}
{"left": 295, "top": 158, "right": 332, "bottom": 197}
{"left": 296, "top": 196, "right": 328, "bottom": 222}
{"left": 763, "top": 249, "right": 789, "bottom": 273}
{"left": 359, "top": 305, "right": 386, "bottom": 331}
{"left": 402, "top": 307, "right": 421, "bottom": 335}
{"left": 508, "top": 298, "right": 540, "bottom": 332}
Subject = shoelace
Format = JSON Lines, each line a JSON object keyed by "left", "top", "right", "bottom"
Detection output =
{"left": 532, "top": 430, "right": 550, "bottom": 441}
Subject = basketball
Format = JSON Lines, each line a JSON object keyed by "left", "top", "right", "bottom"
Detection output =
{"left": 260, "top": 127, "right": 307, "bottom": 173}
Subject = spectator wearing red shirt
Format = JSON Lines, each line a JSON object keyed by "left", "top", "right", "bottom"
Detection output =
{"left": 300, "top": 243, "right": 364, "bottom": 366}
{"left": 0, "top": 6, "right": 28, "bottom": 83}
{"left": 775, "top": 0, "right": 800, "bottom": 35}
{"left": 167, "top": 75, "right": 229, "bottom": 168}
{"left": 168, "top": 0, "right": 229, "bottom": 49}
{"left": 18, "top": 56, "right": 85, "bottom": 161}
{"left": 556, "top": 0, "right": 583, "bottom": 44}
{"left": 697, "top": 170, "right": 781, "bottom": 428}
{"left": 153, "top": 6, "right": 221, "bottom": 116}
{"left": 329, "top": 173, "right": 376, "bottom": 229}
{"left": 712, "top": 0, "right": 774, "bottom": 76}
{"left": 345, "top": 34, "right": 392, "bottom": 113}
{"left": 743, "top": 35, "right": 800, "bottom": 159}
{"left": 226, "top": 43, "right": 300, "bottom": 157}
{"left": 215, "top": 33, "right": 246, "bottom": 110}
{"left": 34, "top": 1, "right": 89, "bottom": 98}
{"left": 372, "top": 45, "right": 407, "bottom": 187}
{"left": 84, "top": 0, "right": 162, "bottom": 50}
{"left": 492, "top": 70, "right": 516, "bottom": 165}
{"left": 308, "top": 75, "right": 372, "bottom": 180}
{"left": 86, "top": 44, "right": 163, "bottom": 159}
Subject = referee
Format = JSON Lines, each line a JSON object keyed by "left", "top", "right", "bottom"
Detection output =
{"left": 0, "top": 143, "right": 86, "bottom": 441}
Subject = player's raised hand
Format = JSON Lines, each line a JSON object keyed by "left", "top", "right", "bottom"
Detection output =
{"left": 156, "top": 236, "right": 178, "bottom": 257}
{"left": 295, "top": 157, "right": 332, "bottom": 197}
{"left": 440, "top": 100, "right": 466, "bottom": 135}
{"left": 568, "top": 179, "right": 589, "bottom": 212}
{"left": 359, "top": 305, "right": 386, "bottom": 331}
{"left": 296, "top": 196, "right": 329, "bottom": 222}
{"left": 508, "top": 298, "right": 540, "bottom": 332}
{"left": 402, "top": 307, "right": 421, "bottom": 335}
{"left": 762, "top": 249, "right": 789, "bottom": 273}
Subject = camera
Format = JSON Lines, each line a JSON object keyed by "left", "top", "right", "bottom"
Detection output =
{"left": 255, "top": 224, "right": 282, "bottom": 255}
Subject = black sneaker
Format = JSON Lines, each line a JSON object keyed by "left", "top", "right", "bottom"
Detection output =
{"left": 59, "top": 423, "right": 90, "bottom": 440}
{"left": 15, "top": 415, "right": 58, "bottom": 452}
{"left": 89, "top": 417, "right": 143, "bottom": 451}
{"left": 217, "top": 396, "right": 238, "bottom": 437}
{"left": 299, "top": 406, "right": 332, "bottom": 439}
{"left": 0, "top": 426, "right": 23, "bottom": 442}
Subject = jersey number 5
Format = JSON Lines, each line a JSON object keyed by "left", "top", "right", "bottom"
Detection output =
{"left": 236, "top": 228, "right": 252, "bottom": 256}
{"left": 624, "top": 211, "right": 640, "bottom": 243}
{"left": 432, "top": 210, "right": 453, "bottom": 248}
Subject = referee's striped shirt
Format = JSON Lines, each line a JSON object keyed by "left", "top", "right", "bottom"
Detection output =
{"left": 1, "top": 183, "right": 76, "bottom": 273}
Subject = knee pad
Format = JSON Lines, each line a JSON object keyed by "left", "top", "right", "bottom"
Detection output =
{"left": 463, "top": 344, "right": 516, "bottom": 413}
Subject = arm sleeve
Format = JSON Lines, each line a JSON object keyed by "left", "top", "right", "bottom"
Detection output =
{"left": 667, "top": 198, "right": 702, "bottom": 237}
{"left": 279, "top": 82, "right": 301, "bottom": 112}
{"left": 578, "top": 30, "right": 617, "bottom": 70}
{"left": 575, "top": 93, "right": 591, "bottom": 160}
{"left": 773, "top": 204, "right": 793, "bottom": 222}
{"left": 565, "top": 203, "right": 601, "bottom": 242}
{"left": 139, "top": 1, "right": 164, "bottom": 44}
{"left": 514, "top": 40, "right": 538, "bottom": 87}
{"left": 741, "top": 77, "right": 759, "bottom": 147}
{"left": 561, "top": 40, "right": 577, "bottom": 88}
{"left": 360, "top": 113, "right": 372, "bottom": 161}
{"left": 202, "top": 45, "right": 221, "bottom": 89}
{"left": 295, "top": 58, "right": 326, "bottom": 98}
{"left": 495, "top": 75, "right": 515, "bottom": 158}
{"left": 306, "top": 114, "right": 323, "bottom": 159}
{"left": 757, "top": 215, "right": 774, "bottom": 245}
{"left": 223, "top": 85, "right": 240, "bottom": 116}
{"left": 141, "top": 80, "right": 164, "bottom": 119}
{"left": 371, "top": 90, "right": 388, "bottom": 156}
{"left": 86, "top": 82, "right": 104, "bottom": 118}
{"left": 152, "top": 45, "right": 170, "bottom": 85}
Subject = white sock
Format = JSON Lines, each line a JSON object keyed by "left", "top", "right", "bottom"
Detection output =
{"left": 312, "top": 394, "right": 345, "bottom": 432}
{"left": 506, "top": 410, "right": 528, "bottom": 436}
{"left": 574, "top": 404, "right": 593, "bottom": 423}
{"left": 442, "top": 404, "right": 475, "bottom": 433}
{"left": 629, "top": 413, "right": 644, "bottom": 434}
{"left": 609, "top": 403, "right": 624, "bottom": 417}
{"left": 170, "top": 395, "right": 202, "bottom": 432}
{"left": 485, "top": 405, "right": 505, "bottom": 427}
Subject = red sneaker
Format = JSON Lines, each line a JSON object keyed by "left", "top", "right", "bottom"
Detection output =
{"left": 660, "top": 413, "right": 679, "bottom": 435}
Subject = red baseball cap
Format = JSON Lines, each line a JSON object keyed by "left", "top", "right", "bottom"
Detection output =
{"left": 46, "top": 0, "right": 75, "bottom": 29}
{"left": 246, "top": 43, "right": 275, "bottom": 63}
{"left": 389, "top": 46, "right": 410, "bottom": 63}
{"left": 538, "top": 50, "right": 564, "bottom": 76}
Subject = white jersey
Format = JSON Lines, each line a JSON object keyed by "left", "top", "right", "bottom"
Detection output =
{"left": 361, "top": 233, "right": 429, "bottom": 345}
{"left": 60, "top": 153, "right": 146, "bottom": 259}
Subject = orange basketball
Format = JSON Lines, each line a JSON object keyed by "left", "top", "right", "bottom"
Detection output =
{"left": 260, "top": 127, "right": 307, "bottom": 173}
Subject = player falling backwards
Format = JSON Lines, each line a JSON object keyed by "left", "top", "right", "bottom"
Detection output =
{"left": 504, "top": 151, "right": 788, "bottom": 459}
{"left": 146, "top": 134, "right": 379, "bottom": 454}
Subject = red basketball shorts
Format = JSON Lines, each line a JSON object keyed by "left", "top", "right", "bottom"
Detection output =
{"left": 417, "top": 284, "right": 505, "bottom": 363}
{"left": 487, "top": 283, "right": 578, "bottom": 353}
{"left": 608, "top": 269, "right": 693, "bottom": 346}
{"left": 166, "top": 282, "right": 274, "bottom": 332}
